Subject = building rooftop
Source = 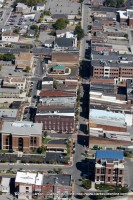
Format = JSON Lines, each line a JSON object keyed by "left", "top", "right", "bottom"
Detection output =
{"left": 37, "top": 2, "right": 45, "bottom": 6}
{"left": 4, "top": 77, "right": 26, "bottom": 83}
{"left": 32, "top": 48, "right": 52, "bottom": 55}
{"left": 0, "top": 88, "right": 19, "bottom": 94}
{"left": 52, "top": 64, "right": 65, "bottom": 71}
{"left": 37, "top": 105, "right": 74, "bottom": 114}
{"left": 1, "top": 177, "right": 10, "bottom": 187}
{"left": 92, "top": 51, "right": 133, "bottom": 62}
{"left": 15, "top": 172, "right": 43, "bottom": 185}
{"left": 90, "top": 109, "right": 125, "bottom": 122}
{"left": 2, "top": 32, "right": 19, "bottom": 37}
{"left": 0, "top": 109, "right": 18, "bottom": 118}
{"left": 16, "top": 3, "right": 28, "bottom": 8}
{"left": 54, "top": 38, "right": 75, "bottom": 48}
{"left": 39, "top": 91, "right": 75, "bottom": 97}
{"left": 16, "top": 52, "right": 33, "bottom": 61}
{"left": 43, "top": 174, "right": 71, "bottom": 186}
{"left": 96, "top": 150, "right": 124, "bottom": 160}
{"left": 1, "top": 121, "right": 43, "bottom": 135}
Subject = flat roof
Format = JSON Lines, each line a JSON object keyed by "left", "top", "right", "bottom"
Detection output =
{"left": 2, "top": 121, "right": 43, "bottom": 135}
{"left": 96, "top": 150, "right": 124, "bottom": 160}
{"left": 43, "top": 174, "right": 71, "bottom": 186}
{"left": 90, "top": 109, "right": 125, "bottom": 123}
{"left": 0, "top": 109, "right": 18, "bottom": 118}
{"left": 15, "top": 172, "right": 43, "bottom": 185}
{"left": 1, "top": 177, "right": 10, "bottom": 187}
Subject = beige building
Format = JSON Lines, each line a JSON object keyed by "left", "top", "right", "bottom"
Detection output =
{"left": 3, "top": 77, "right": 27, "bottom": 90}
{"left": 15, "top": 52, "right": 34, "bottom": 70}
{"left": 2, "top": 32, "right": 19, "bottom": 42}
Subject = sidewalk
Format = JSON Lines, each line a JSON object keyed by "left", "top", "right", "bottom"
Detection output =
{"left": 89, "top": 181, "right": 97, "bottom": 191}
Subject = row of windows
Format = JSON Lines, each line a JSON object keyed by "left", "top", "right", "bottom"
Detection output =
{"left": 96, "top": 176, "right": 122, "bottom": 182}
{"left": 97, "top": 169, "right": 123, "bottom": 174}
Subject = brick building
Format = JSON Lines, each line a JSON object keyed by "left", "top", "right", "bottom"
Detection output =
{"left": 126, "top": 79, "right": 133, "bottom": 104}
{"left": 95, "top": 150, "right": 124, "bottom": 186}
{"left": 15, "top": 172, "right": 72, "bottom": 200}
{"left": 117, "top": 9, "right": 133, "bottom": 27}
{"left": 15, "top": 172, "right": 43, "bottom": 200}
{"left": 42, "top": 174, "right": 72, "bottom": 199}
{"left": 89, "top": 109, "right": 127, "bottom": 132}
{"left": 35, "top": 106, "right": 75, "bottom": 133}
{"left": 91, "top": 60, "right": 133, "bottom": 81}
{"left": 1, "top": 121, "right": 43, "bottom": 152}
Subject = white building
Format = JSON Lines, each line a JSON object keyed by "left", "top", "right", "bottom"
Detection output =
{"left": 15, "top": 172, "right": 43, "bottom": 200}
{"left": 3, "top": 76, "right": 27, "bottom": 91}
{"left": 36, "top": 3, "right": 45, "bottom": 11}
{"left": 2, "top": 32, "right": 19, "bottom": 42}
{"left": 0, "top": 177, "right": 10, "bottom": 193}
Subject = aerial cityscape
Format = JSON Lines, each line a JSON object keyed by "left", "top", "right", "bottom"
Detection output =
{"left": 0, "top": 0, "right": 132, "bottom": 199}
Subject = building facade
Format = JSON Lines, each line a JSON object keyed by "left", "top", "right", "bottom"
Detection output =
{"left": 2, "top": 32, "right": 19, "bottom": 42}
{"left": 95, "top": 150, "right": 124, "bottom": 186}
{"left": 1, "top": 121, "right": 43, "bottom": 152}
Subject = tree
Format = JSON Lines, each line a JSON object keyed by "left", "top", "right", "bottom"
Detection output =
{"left": 104, "top": 0, "right": 125, "bottom": 7}
{"left": 15, "top": 0, "right": 45, "bottom": 7}
{"left": 30, "top": 25, "right": 38, "bottom": 32}
{"left": 53, "top": 80, "right": 58, "bottom": 89}
{"left": 74, "top": 25, "right": 84, "bottom": 40}
{"left": 25, "top": 66, "right": 31, "bottom": 72}
{"left": 2, "top": 53, "right": 15, "bottom": 61}
{"left": 82, "top": 179, "right": 91, "bottom": 189}
{"left": 43, "top": 131, "right": 48, "bottom": 138}
{"left": 53, "top": 18, "right": 69, "bottom": 30}
{"left": 13, "top": 28, "right": 19, "bottom": 34}
{"left": 43, "top": 10, "right": 51, "bottom": 15}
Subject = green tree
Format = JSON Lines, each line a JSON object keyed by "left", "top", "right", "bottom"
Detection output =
{"left": 74, "top": 25, "right": 84, "bottom": 40}
{"left": 53, "top": 18, "right": 69, "bottom": 30}
{"left": 15, "top": 0, "right": 45, "bottom": 7}
{"left": 43, "top": 131, "right": 48, "bottom": 138}
{"left": 30, "top": 25, "right": 38, "bottom": 30}
{"left": 104, "top": 0, "right": 125, "bottom": 7}
{"left": 13, "top": 28, "right": 20, "bottom": 34}
{"left": 82, "top": 179, "right": 91, "bottom": 189}
{"left": 3, "top": 53, "right": 15, "bottom": 61}
{"left": 53, "top": 80, "right": 58, "bottom": 89}
{"left": 25, "top": 66, "right": 31, "bottom": 72}
{"left": 43, "top": 10, "right": 51, "bottom": 15}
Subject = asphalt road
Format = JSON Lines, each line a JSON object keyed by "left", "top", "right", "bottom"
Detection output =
{"left": 80, "top": 1, "right": 91, "bottom": 60}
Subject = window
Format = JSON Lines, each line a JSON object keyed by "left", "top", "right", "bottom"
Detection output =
{"left": 108, "top": 177, "right": 110, "bottom": 182}
{"left": 119, "top": 170, "right": 123, "bottom": 175}
{"left": 108, "top": 169, "right": 111, "bottom": 174}
{"left": 119, "top": 177, "right": 122, "bottom": 182}
{"left": 101, "top": 176, "right": 104, "bottom": 181}
{"left": 97, "top": 169, "right": 100, "bottom": 173}
{"left": 26, "top": 187, "right": 29, "bottom": 190}
{"left": 97, "top": 176, "right": 99, "bottom": 181}
{"left": 34, "top": 137, "right": 36, "bottom": 144}
{"left": 101, "top": 168, "right": 105, "bottom": 174}
{"left": 30, "top": 137, "right": 37, "bottom": 146}
{"left": 6, "top": 136, "right": 9, "bottom": 145}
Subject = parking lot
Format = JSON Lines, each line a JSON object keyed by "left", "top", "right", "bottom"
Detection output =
{"left": 45, "top": 0, "right": 81, "bottom": 15}
{"left": 44, "top": 152, "right": 68, "bottom": 164}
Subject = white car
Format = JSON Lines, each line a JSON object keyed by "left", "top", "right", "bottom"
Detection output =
{"left": 9, "top": 163, "right": 14, "bottom": 165}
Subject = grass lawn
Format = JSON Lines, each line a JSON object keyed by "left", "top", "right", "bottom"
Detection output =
{"left": 42, "top": 137, "right": 52, "bottom": 144}
{"left": 96, "top": 184, "right": 114, "bottom": 190}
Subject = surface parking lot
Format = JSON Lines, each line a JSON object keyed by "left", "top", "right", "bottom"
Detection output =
{"left": 45, "top": 152, "right": 67, "bottom": 164}
{"left": 45, "top": 0, "right": 81, "bottom": 15}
